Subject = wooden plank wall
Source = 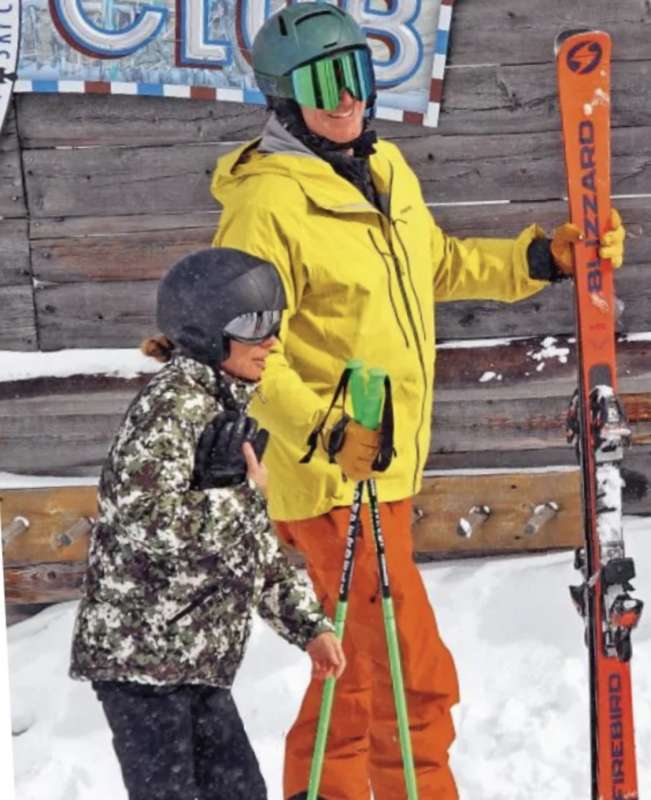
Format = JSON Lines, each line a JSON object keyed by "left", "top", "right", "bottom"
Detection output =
{"left": 0, "top": 473, "right": 587, "bottom": 604}
{"left": 1, "top": 0, "right": 650, "bottom": 604}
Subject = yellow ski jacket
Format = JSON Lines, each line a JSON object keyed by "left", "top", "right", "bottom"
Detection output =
{"left": 211, "top": 132, "right": 548, "bottom": 521}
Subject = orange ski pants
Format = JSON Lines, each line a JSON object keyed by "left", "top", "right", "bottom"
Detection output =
{"left": 275, "top": 497, "right": 459, "bottom": 800}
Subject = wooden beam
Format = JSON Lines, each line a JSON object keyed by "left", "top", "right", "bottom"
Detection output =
{"left": 1, "top": 486, "right": 96, "bottom": 565}
{"left": 26, "top": 192, "right": 651, "bottom": 247}
{"left": 29, "top": 210, "right": 219, "bottom": 241}
{"left": 448, "top": 0, "right": 651, "bottom": 66}
{"left": 0, "top": 285, "right": 38, "bottom": 350}
{"left": 0, "top": 219, "right": 30, "bottom": 286}
{"left": 0, "top": 468, "right": 582, "bottom": 604}
{"left": 16, "top": 92, "right": 267, "bottom": 149}
{"left": 0, "top": 106, "right": 26, "bottom": 218}
{"left": 2, "top": 454, "right": 644, "bottom": 602}
{"left": 32, "top": 225, "right": 215, "bottom": 283}
{"left": 15, "top": 47, "right": 651, "bottom": 147}
{"left": 432, "top": 197, "right": 651, "bottom": 264}
{"left": 430, "top": 391, "right": 651, "bottom": 454}
{"left": 412, "top": 470, "right": 582, "bottom": 558}
{"left": 0, "top": 172, "right": 35, "bottom": 349}
{"left": 28, "top": 263, "right": 651, "bottom": 350}
{"left": 435, "top": 267, "right": 651, "bottom": 340}
{"left": 0, "top": 381, "right": 132, "bottom": 473}
{"left": 426, "top": 446, "right": 651, "bottom": 516}
{"left": 400, "top": 125, "right": 651, "bottom": 205}
{"left": 439, "top": 60, "right": 651, "bottom": 136}
{"left": 0, "top": 373, "right": 147, "bottom": 402}
{"left": 22, "top": 141, "right": 233, "bottom": 219}
{"left": 434, "top": 334, "right": 651, "bottom": 391}
{"left": 35, "top": 279, "right": 158, "bottom": 350}
{"left": 1, "top": 339, "right": 650, "bottom": 486}
{"left": 21, "top": 125, "right": 651, "bottom": 217}
{"left": 3, "top": 562, "right": 87, "bottom": 604}
{"left": 27, "top": 197, "right": 649, "bottom": 275}
{"left": 23, "top": 191, "right": 651, "bottom": 348}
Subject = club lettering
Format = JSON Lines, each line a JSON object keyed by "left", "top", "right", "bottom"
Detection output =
{"left": 49, "top": 0, "right": 168, "bottom": 59}
{"left": 46, "top": 0, "right": 424, "bottom": 88}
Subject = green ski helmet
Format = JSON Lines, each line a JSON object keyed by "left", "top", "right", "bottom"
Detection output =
{"left": 252, "top": 2, "right": 376, "bottom": 112}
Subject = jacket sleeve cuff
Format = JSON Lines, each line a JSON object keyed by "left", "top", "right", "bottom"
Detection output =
{"left": 527, "top": 237, "right": 570, "bottom": 283}
{"left": 297, "top": 617, "right": 336, "bottom": 651}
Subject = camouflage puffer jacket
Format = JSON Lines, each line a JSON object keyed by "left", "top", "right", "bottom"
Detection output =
{"left": 70, "top": 355, "right": 333, "bottom": 687}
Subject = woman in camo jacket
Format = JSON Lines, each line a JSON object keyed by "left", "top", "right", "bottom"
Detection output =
{"left": 70, "top": 247, "right": 344, "bottom": 800}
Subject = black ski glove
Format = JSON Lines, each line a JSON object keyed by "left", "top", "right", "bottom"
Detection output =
{"left": 193, "top": 410, "right": 269, "bottom": 489}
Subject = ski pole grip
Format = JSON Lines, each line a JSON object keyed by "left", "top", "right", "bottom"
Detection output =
{"left": 361, "top": 368, "right": 386, "bottom": 430}
{"left": 347, "top": 359, "right": 366, "bottom": 424}
{"left": 346, "top": 360, "right": 386, "bottom": 430}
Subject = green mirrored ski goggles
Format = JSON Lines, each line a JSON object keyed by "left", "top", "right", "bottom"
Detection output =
{"left": 291, "top": 48, "right": 375, "bottom": 111}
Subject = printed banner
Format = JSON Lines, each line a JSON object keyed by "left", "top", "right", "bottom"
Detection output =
{"left": 14, "top": 0, "right": 454, "bottom": 126}
{"left": 0, "top": 0, "right": 20, "bottom": 133}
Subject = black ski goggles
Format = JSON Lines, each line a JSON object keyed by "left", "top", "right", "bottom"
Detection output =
{"left": 223, "top": 310, "right": 281, "bottom": 344}
{"left": 290, "top": 47, "right": 375, "bottom": 111}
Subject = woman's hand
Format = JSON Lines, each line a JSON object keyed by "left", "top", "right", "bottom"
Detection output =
{"left": 306, "top": 632, "right": 346, "bottom": 680}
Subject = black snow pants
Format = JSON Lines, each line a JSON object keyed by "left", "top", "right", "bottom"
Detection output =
{"left": 93, "top": 680, "right": 267, "bottom": 800}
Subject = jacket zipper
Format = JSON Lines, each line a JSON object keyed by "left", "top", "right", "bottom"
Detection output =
{"left": 166, "top": 578, "right": 223, "bottom": 626}
{"left": 367, "top": 228, "right": 410, "bottom": 349}
{"left": 383, "top": 166, "right": 429, "bottom": 495}
{"left": 393, "top": 220, "right": 427, "bottom": 340}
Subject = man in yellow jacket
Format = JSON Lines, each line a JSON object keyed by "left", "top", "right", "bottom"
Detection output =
{"left": 211, "top": 5, "right": 625, "bottom": 799}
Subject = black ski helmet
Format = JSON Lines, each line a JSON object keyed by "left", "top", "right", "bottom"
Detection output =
{"left": 156, "top": 248, "right": 286, "bottom": 366}
{"left": 252, "top": 2, "right": 375, "bottom": 110}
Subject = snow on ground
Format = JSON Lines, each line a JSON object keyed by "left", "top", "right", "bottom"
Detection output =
{"left": 1, "top": 348, "right": 649, "bottom": 797}
{"left": 5, "top": 517, "right": 650, "bottom": 800}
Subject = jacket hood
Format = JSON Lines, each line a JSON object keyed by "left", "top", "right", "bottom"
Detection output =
{"left": 258, "top": 112, "right": 315, "bottom": 158}
{"left": 210, "top": 115, "right": 389, "bottom": 216}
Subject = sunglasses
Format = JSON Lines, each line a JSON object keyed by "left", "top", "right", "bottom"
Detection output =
{"left": 291, "top": 47, "right": 375, "bottom": 112}
{"left": 223, "top": 310, "right": 282, "bottom": 344}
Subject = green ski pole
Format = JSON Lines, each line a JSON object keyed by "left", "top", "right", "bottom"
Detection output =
{"left": 363, "top": 369, "right": 419, "bottom": 800}
{"left": 367, "top": 490, "right": 419, "bottom": 798}
{"left": 306, "top": 360, "right": 365, "bottom": 800}
{"left": 306, "top": 362, "right": 418, "bottom": 800}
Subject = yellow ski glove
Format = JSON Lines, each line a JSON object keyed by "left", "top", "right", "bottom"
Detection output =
{"left": 327, "top": 416, "right": 381, "bottom": 482}
{"left": 551, "top": 208, "right": 626, "bottom": 275}
{"left": 600, "top": 208, "right": 626, "bottom": 268}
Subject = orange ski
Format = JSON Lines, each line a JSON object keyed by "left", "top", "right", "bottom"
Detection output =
{"left": 557, "top": 29, "right": 642, "bottom": 800}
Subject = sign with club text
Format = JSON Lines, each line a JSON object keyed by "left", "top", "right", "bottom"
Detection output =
{"left": 13, "top": 0, "right": 455, "bottom": 126}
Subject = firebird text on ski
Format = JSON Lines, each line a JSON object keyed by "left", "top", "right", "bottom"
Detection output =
{"left": 608, "top": 672, "right": 627, "bottom": 798}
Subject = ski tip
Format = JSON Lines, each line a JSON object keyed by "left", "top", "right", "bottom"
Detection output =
{"left": 554, "top": 28, "right": 608, "bottom": 56}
